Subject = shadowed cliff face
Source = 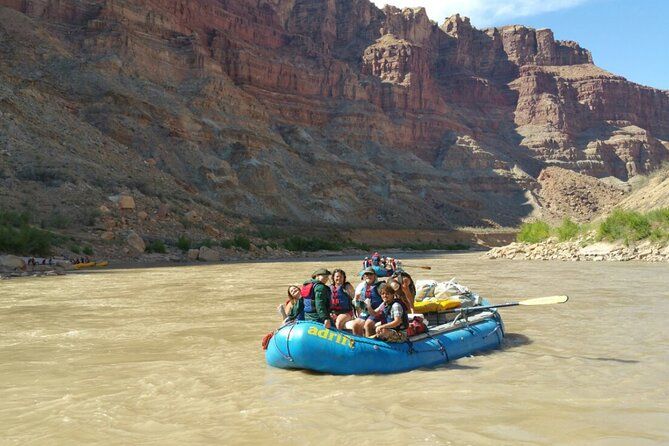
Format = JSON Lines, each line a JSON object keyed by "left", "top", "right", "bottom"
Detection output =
{"left": 0, "top": 0, "right": 668, "bottom": 235}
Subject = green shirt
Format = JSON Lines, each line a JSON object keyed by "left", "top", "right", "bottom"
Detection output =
{"left": 287, "top": 297, "right": 304, "bottom": 321}
{"left": 304, "top": 280, "right": 331, "bottom": 323}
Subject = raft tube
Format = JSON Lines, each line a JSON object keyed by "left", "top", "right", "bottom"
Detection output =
{"left": 265, "top": 310, "right": 504, "bottom": 375}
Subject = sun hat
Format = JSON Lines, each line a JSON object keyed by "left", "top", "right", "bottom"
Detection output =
{"left": 361, "top": 266, "right": 377, "bottom": 276}
{"left": 312, "top": 268, "right": 332, "bottom": 278}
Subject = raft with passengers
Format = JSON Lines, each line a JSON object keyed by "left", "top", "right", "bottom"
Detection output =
{"left": 264, "top": 256, "right": 568, "bottom": 375}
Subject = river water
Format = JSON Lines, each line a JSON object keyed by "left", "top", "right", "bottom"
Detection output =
{"left": 1, "top": 253, "right": 668, "bottom": 445}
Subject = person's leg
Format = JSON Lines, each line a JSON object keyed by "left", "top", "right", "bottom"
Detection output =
{"left": 350, "top": 318, "right": 365, "bottom": 336}
{"left": 364, "top": 319, "right": 377, "bottom": 337}
{"left": 335, "top": 313, "right": 352, "bottom": 330}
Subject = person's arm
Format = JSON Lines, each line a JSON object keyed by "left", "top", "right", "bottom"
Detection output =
{"left": 287, "top": 298, "right": 303, "bottom": 320}
{"left": 401, "top": 295, "right": 414, "bottom": 314}
{"left": 377, "top": 315, "right": 401, "bottom": 331}
{"left": 402, "top": 281, "right": 415, "bottom": 308}
{"left": 314, "top": 284, "right": 331, "bottom": 327}
{"left": 377, "top": 303, "right": 402, "bottom": 331}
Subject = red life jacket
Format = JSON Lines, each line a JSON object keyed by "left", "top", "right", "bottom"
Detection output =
{"left": 301, "top": 281, "right": 317, "bottom": 313}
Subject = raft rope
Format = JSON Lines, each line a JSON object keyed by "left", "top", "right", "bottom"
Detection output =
{"left": 272, "top": 321, "right": 298, "bottom": 362}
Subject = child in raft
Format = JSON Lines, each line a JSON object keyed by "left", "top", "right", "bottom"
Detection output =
{"left": 388, "top": 277, "right": 414, "bottom": 314}
{"left": 278, "top": 285, "right": 303, "bottom": 322}
{"left": 375, "top": 283, "right": 409, "bottom": 343}
{"left": 329, "top": 269, "right": 355, "bottom": 330}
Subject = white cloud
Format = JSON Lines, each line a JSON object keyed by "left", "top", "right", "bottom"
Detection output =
{"left": 371, "top": 0, "right": 590, "bottom": 28}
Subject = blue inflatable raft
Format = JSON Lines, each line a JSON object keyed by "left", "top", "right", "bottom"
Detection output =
{"left": 265, "top": 310, "right": 504, "bottom": 374}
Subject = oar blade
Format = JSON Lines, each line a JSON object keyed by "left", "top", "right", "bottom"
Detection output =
{"left": 403, "top": 264, "right": 432, "bottom": 270}
{"left": 519, "top": 295, "right": 569, "bottom": 306}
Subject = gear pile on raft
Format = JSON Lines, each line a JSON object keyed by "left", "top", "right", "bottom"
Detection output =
{"left": 263, "top": 253, "right": 508, "bottom": 375}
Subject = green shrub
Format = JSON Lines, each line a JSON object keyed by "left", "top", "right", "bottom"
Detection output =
{"left": 176, "top": 235, "right": 191, "bottom": 252}
{"left": 517, "top": 220, "right": 551, "bottom": 243}
{"left": 254, "top": 227, "right": 285, "bottom": 240}
{"left": 82, "top": 246, "right": 94, "bottom": 256}
{"left": 0, "top": 225, "right": 54, "bottom": 256}
{"left": 647, "top": 208, "right": 669, "bottom": 225}
{"left": 0, "top": 211, "right": 30, "bottom": 227}
{"left": 200, "top": 238, "right": 214, "bottom": 248}
{"left": 556, "top": 218, "right": 579, "bottom": 242}
{"left": 45, "top": 212, "right": 71, "bottom": 229}
{"left": 232, "top": 235, "right": 251, "bottom": 250}
{"left": 597, "top": 209, "right": 651, "bottom": 243}
{"left": 83, "top": 209, "right": 102, "bottom": 227}
{"left": 282, "top": 236, "right": 340, "bottom": 252}
{"left": 219, "top": 239, "right": 233, "bottom": 249}
{"left": 146, "top": 240, "right": 167, "bottom": 254}
{"left": 70, "top": 245, "right": 81, "bottom": 254}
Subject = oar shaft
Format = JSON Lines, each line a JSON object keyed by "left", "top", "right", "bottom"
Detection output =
{"left": 443, "top": 302, "right": 519, "bottom": 313}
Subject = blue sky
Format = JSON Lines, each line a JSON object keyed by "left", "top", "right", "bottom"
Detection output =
{"left": 371, "top": 0, "right": 668, "bottom": 90}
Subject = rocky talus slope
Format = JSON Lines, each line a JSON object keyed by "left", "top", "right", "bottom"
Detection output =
{"left": 486, "top": 240, "right": 669, "bottom": 263}
{"left": 1, "top": 1, "right": 668, "bottom": 254}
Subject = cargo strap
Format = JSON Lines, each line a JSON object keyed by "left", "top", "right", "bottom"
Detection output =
{"left": 425, "top": 332, "right": 448, "bottom": 360}
{"left": 482, "top": 325, "right": 501, "bottom": 340}
{"left": 405, "top": 338, "right": 415, "bottom": 355}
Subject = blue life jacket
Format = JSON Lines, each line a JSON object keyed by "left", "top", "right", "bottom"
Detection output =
{"left": 301, "top": 281, "right": 317, "bottom": 314}
{"left": 383, "top": 299, "right": 409, "bottom": 331}
{"left": 330, "top": 284, "right": 352, "bottom": 313}
{"left": 362, "top": 281, "right": 384, "bottom": 310}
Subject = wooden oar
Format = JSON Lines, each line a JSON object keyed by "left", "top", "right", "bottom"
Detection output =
{"left": 402, "top": 264, "right": 432, "bottom": 270}
{"left": 443, "top": 295, "right": 569, "bottom": 313}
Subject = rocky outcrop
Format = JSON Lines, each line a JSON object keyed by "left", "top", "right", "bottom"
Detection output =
{"left": 536, "top": 167, "right": 626, "bottom": 222}
{"left": 0, "top": 0, "right": 668, "bottom": 239}
{"left": 0, "top": 254, "right": 25, "bottom": 270}
{"left": 486, "top": 239, "right": 669, "bottom": 262}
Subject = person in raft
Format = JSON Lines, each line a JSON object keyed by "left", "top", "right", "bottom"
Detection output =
{"left": 350, "top": 267, "right": 385, "bottom": 337}
{"left": 392, "top": 270, "right": 416, "bottom": 310}
{"left": 303, "top": 268, "right": 333, "bottom": 329}
{"left": 329, "top": 269, "right": 355, "bottom": 330}
{"left": 388, "top": 277, "right": 414, "bottom": 315}
{"left": 375, "top": 282, "right": 409, "bottom": 343}
{"left": 279, "top": 285, "right": 303, "bottom": 322}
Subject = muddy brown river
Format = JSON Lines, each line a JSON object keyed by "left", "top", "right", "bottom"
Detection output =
{"left": 1, "top": 253, "right": 668, "bottom": 445}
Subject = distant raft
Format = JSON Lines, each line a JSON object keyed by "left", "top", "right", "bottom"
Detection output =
{"left": 73, "top": 261, "right": 109, "bottom": 270}
{"left": 265, "top": 308, "right": 504, "bottom": 375}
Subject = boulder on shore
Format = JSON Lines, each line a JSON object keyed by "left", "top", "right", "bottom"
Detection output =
{"left": 198, "top": 246, "right": 220, "bottom": 262}
{"left": 126, "top": 231, "right": 146, "bottom": 254}
{"left": 187, "top": 249, "right": 200, "bottom": 261}
{"left": 0, "top": 255, "right": 26, "bottom": 271}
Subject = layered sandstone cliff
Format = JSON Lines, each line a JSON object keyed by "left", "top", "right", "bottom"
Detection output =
{"left": 0, "top": 0, "right": 667, "bottom": 242}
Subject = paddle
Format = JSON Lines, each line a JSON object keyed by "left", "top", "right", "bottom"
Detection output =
{"left": 402, "top": 264, "right": 432, "bottom": 270}
{"left": 443, "top": 295, "right": 569, "bottom": 313}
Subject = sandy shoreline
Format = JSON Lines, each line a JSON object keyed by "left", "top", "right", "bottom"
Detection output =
{"left": 1, "top": 249, "right": 478, "bottom": 279}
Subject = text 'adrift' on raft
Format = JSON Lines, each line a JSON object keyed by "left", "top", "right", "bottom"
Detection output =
{"left": 306, "top": 326, "right": 355, "bottom": 349}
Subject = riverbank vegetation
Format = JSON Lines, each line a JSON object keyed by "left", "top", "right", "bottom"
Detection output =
{"left": 517, "top": 208, "right": 669, "bottom": 245}
{"left": 0, "top": 211, "right": 58, "bottom": 256}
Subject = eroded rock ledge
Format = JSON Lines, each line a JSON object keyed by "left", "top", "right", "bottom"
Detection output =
{"left": 485, "top": 240, "right": 669, "bottom": 262}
